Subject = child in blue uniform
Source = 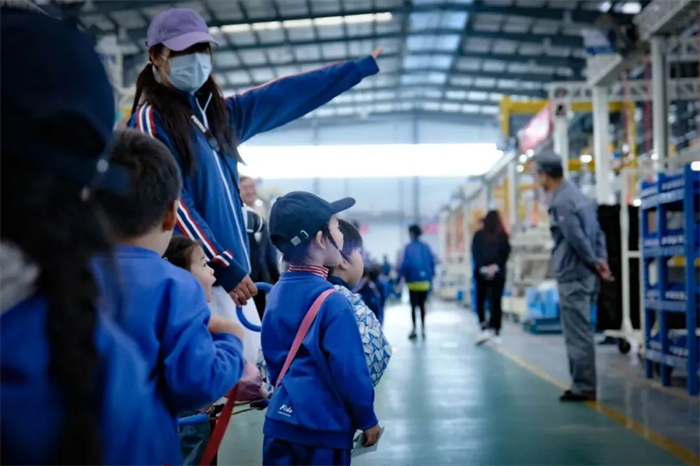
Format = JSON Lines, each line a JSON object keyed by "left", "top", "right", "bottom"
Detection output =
{"left": 0, "top": 7, "right": 180, "bottom": 463}
{"left": 262, "top": 192, "right": 381, "bottom": 465}
{"left": 328, "top": 220, "right": 392, "bottom": 387}
{"left": 164, "top": 236, "right": 219, "bottom": 464}
{"left": 91, "top": 129, "right": 247, "bottom": 449}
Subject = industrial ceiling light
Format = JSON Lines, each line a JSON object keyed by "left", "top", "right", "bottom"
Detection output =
{"left": 210, "top": 12, "right": 392, "bottom": 35}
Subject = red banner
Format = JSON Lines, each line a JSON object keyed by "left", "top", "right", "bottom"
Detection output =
{"left": 518, "top": 103, "right": 552, "bottom": 153}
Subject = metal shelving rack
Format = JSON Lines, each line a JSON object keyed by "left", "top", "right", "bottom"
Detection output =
{"left": 640, "top": 164, "right": 699, "bottom": 395}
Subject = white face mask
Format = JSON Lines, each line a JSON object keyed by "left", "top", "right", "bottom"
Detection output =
{"left": 160, "top": 53, "right": 212, "bottom": 94}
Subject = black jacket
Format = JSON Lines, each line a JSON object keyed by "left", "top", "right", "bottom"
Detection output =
{"left": 248, "top": 224, "right": 280, "bottom": 285}
{"left": 471, "top": 229, "right": 511, "bottom": 279}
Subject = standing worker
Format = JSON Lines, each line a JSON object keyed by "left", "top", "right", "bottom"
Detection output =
{"left": 534, "top": 152, "right": 613, "bottom": 402}
{"left": 130, "top": 7, "right": 383, "bottom": 327}
{"left": 239, "top": 176, "right": 280, "bottom": 318}
{"left": 472, "top": 210, "right": 511, "bottom": 345}
{"left": 399, "top": 225, "right": 436, "bottom": 339}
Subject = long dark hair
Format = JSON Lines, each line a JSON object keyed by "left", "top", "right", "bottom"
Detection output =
{"left": 1, "top": 159, "right": 106, "bottom": 463}
{"left": 483, "top": 210, "right": 505, "bottom": 235}
{"left": 131, "top": 44, "right": 238, "bottom": 174}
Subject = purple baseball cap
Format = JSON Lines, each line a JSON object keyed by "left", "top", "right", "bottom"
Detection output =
{"left": 147, "top": 8, "right": 219, "bottom": 51}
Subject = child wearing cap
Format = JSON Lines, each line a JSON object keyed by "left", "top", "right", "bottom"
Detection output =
{"left": 328, "top": 220, "right": 392, "bottom": 387}
{"left": 90, "top": 129, "right": 246, "bottom": 460}
{"left": 261, "top": 192, "right": 381, "bottom": 465}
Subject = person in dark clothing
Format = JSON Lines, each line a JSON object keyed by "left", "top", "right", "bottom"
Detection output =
{"left": 356, "top": 264, "right": 385, "bottom": 324}
{"left": 239, "top": 176, "right": 280, "bottom": 318}
{"left": 472, "top": 210, "right": 511, "bottom": 345}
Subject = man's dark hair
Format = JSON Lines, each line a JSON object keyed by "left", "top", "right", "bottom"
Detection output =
{"left": 537, "top": 164, "right": 564, "bottom": 179}
{"left": 409, "top": 224, "right": 422, "bottom": 239}
{"left": 534, "top": 152, "right": 564, "bottom": 179}
{"left": 93, "top": 129, "right": 182, "bottom": 239}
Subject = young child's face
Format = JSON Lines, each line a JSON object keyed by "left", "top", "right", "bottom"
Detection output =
{"left": 189, "top": 245, "right": 216, "bottom": 302}
{"left": 344, "top": 247, "right": 364, "bottom": 287}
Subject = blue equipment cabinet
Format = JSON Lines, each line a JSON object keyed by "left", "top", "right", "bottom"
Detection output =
{"left": 640, "top": 164, "right": 699, "bottom": 396}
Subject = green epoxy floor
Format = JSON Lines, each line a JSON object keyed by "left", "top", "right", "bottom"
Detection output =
{"left": 220, "top": 302, "right": 686, "bottom": 465}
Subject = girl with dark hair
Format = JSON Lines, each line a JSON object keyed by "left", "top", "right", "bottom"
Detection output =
{"left": 129, "top": 8, "right": 383, "bottom": 330}
{"left": 472, "top": 210, "right": 512, "bottom": 345}
{"left": 0, "top": 8, "right": 178, "bottom": 464}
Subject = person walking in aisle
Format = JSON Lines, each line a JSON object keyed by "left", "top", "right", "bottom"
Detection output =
{"left": 240, "top": 176, "right": 280, "bottom": 318}
{"left": 534, "top": 152, "right": 613, "bottom": 402}
{"left": 399, "top": 225, "right": 436, "bottom": 339}
{"left": 472, "top": 210, "right": 511, "bottom": 345}
{"left": 129, "top": 7, "right": 383, "bottom": 326}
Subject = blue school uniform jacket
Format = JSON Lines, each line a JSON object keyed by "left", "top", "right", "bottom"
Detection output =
{"left": 0, "top": 295, "right": 182, "bottom": 464}
{"left": 129, "top": 57, "right": 379, "bottom": 292}
{"left": 261, "top": 271, "right": 378, "bottom": 450}
{"left": 92, "top": 245, "right": 245, "bottom": 413}
{"left": 399, "top": 239, "right": 436, "bottom": 285}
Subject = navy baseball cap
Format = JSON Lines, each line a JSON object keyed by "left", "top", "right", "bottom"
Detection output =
{"left": 0, "top": 6, "right": 128, "bottom": 191}
{"left": 270, "top": 192, "right": 355, "bottom": 253}
{"left": 147, "top": 8, "right": 219, "bottom": 51}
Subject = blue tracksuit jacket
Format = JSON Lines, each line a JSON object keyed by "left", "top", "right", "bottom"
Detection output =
{"left": 92, "top": 245, "right": 245, "bottom": 414}
{"left": 1, "top": 295, "right": 182, "bottom": 464}
{"left": 399, "top": 239, "right": 436, "bottom": 284}
{"left": 129, "top": 57, "right": 379, "bottom": 292}
{"left": 261, "top": 270, "right": 378, "bottom": 450}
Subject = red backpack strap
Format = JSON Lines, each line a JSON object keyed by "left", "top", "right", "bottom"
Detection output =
{"left": 275, "top": 289, "right": 335, "bottom": 390}
{"left": 199, "top": 386, "right": 238, "bottom": 466}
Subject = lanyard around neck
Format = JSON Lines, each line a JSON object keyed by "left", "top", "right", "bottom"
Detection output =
{"left": 189, "top": 112, "right": 243, "bottom": 205}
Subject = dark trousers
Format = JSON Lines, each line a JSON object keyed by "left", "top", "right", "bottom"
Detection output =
{"left": 254, "top": 291, "right": 267, "bottom": 320}
{"left": 263, "top": 437, "right": 350, "bottom": 466}
{"left": 475, "top": 275, "right": 505, "bottom": 334}
{"left": 409, "top": 290, "right": 428, "bottom": 329}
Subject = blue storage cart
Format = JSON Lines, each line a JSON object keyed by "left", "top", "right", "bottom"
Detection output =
{"left": 640, "top": 164, "right": 699, "bottom": 396}
{"left": 522, "top": 285, "right": 598, "bottom": 334}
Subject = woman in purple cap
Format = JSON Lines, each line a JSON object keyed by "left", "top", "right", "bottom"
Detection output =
{"left": 130, "top": 8, "right": 382, "bottom": 327}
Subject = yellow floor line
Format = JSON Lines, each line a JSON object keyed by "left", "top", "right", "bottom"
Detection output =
{"left": 490, "top": 344, "right": 700, "bottom": 466}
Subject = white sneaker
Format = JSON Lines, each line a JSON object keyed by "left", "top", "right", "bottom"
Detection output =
{"left": 475, "top": 330, "right": 493, "bottom": 346}
{"left": 492, "top": 335, "right": 503, "bottom": 346}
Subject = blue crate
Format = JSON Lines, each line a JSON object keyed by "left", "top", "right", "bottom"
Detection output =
{"left": 525, "top": 286, "right": 559, "bottom": 320}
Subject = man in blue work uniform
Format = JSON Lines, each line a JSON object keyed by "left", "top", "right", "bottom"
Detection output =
{"left": 534, "top": 152, "right": 613, "bottom": 402}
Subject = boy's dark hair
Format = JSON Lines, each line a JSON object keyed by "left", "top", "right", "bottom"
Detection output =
{"left": 337, "top": 219, "right": 363, "bottom": 257}
{"left": 409, "top": 224, "right": 422, "bottom": 239}
{"left": 328, "top": 220, "right": 364, "bottom": 276}
{"left": 93, "top": 129, "right": 182, "bottom": 239}
{"left": 163, "top": 236, "right": 199, "bottom": 270}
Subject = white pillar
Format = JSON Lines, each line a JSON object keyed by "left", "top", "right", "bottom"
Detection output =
{"left": 507, "top": 158, "right": 519, "bottom": 233}
{"left": 651, "top": 37, "right": 669, "bottom": 163}
{"left": 553, "top": 107, "right": 570, "bottom": 177}
{"left": 592, "top": 85, "right": 613, "bottom": 205}
{"left": 484, "top": 181, "right": 493, "bottom": 211}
